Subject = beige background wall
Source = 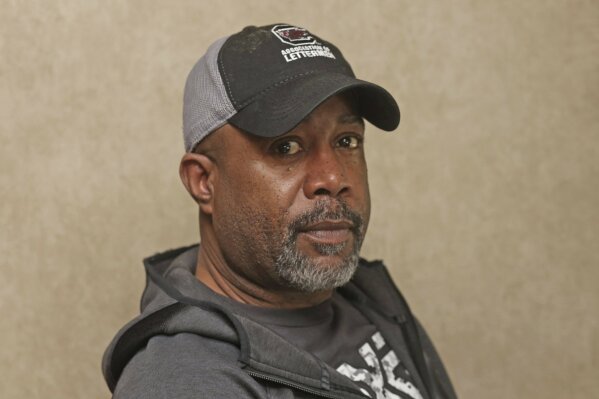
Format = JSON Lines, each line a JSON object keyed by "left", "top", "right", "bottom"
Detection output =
{"left": 1, "top": 1, "right": 597, "bottom": 398}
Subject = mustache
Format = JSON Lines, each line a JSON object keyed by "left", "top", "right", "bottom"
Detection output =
{"left": 287, "top": 200, "right": 364, "bottom": 239}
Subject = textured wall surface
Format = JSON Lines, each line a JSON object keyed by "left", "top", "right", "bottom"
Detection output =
{"left": 1, "top": 1, "right": 597, "bottom": 398}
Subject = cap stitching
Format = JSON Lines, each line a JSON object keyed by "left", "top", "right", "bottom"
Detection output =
{"left": 217, "top": 49, "right": 237, "bottom": 108}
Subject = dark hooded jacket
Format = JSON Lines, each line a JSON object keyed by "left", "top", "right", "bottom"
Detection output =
{"left": 102, "top": 245, "right": 457, "bottom": 398}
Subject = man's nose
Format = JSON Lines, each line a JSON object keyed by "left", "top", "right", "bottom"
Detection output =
{"left": 303, "top": 147, "right": 349, "bottom": 199}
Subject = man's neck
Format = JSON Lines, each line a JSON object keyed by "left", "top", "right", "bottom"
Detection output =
{"left": 194, "top": 244, "right": 332, "bottom": 309}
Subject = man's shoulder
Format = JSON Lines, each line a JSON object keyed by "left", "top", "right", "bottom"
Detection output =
{"left": 113, "top": 332, "right": 267, "bottom": 398}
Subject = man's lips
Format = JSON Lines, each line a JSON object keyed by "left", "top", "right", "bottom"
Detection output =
{"left": 297, "top": 220, "right": 354, "bottom": 245}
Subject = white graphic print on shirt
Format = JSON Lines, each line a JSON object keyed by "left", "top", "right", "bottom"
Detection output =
{"left": 336, "top": 332, "right": 423, "bottom": 399}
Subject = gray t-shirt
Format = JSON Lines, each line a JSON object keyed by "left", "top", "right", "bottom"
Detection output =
{"left": 225, "top": 290, "right": 424, "bottom": 399}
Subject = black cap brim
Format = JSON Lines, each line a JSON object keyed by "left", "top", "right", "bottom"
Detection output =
{"left": 228, "top": 72, "right": 400, "bottom": 137}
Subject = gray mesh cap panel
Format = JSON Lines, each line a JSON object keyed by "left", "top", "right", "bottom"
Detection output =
{"left": 183, "top": 35, "right": 236, "bottom": 152}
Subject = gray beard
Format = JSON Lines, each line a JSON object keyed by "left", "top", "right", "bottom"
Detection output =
{"left": 273, "top": 201, "right": 364, "bottom": 293}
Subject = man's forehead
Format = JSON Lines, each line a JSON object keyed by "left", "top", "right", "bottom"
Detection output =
{"left": 337, "top": 114, "right": 364, "bottom": 126}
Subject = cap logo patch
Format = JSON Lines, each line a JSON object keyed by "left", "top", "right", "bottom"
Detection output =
{"left": 272, "top": 25, "right": 336, "bottom": 63}
{"left": 272, "top": 25, "right": 317, "bottom": 46}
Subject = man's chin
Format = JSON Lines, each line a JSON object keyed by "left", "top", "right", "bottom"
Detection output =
{"left": 307, "top": 252, "right": 353, "bottom": 270}
{"left": 274, "top": 248, "right": 360, "bottom": 293}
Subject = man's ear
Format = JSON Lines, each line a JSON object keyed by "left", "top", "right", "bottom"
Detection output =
{"left": 179, "top": 153, "right": 216, "bottom": 214}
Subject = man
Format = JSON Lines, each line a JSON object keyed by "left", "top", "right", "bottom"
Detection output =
{"left": 102, "top": 24, "right": 457, "bottom": 399}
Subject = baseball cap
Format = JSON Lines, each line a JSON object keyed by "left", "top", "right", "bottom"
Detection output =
{"left": 183, "top": 23, "right": 400, "bottom": 152}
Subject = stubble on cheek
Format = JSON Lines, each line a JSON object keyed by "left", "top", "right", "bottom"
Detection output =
{"left": 214, "top": 197, "right": 291, "bottom": 287}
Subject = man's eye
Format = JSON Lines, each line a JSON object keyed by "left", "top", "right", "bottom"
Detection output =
{"left": 337, "top": 136, "right": 361, "bottom": 149}
{"left": 275, "top": 140, "right": 302, "bottom": 155}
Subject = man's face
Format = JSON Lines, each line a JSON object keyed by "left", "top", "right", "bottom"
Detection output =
{"left": 211, "top": 94, "right": 370, "bottom": 293}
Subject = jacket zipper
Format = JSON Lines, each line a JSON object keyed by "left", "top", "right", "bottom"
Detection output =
{"left": 245, "top": 368, "right": 372, "bottom": 399}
